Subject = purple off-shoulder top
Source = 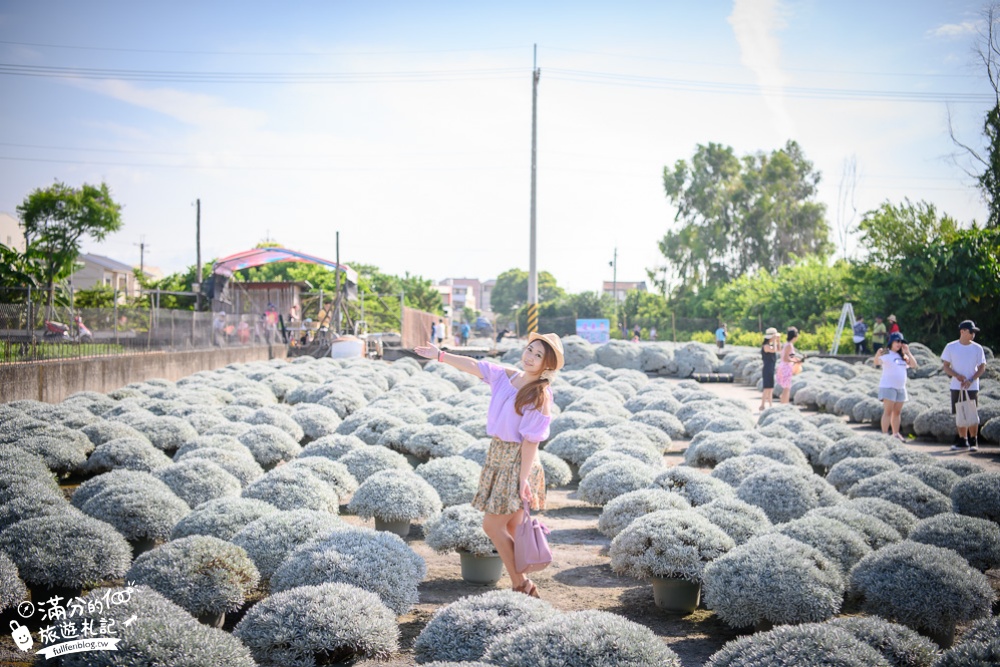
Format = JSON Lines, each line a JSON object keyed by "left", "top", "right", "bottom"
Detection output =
{"left": 477, "top": 360, "right": 552, "bottom": 443}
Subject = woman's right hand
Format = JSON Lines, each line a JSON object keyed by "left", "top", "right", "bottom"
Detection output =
{"left": 413, "top": 342, "right": 439, "bottom": 360}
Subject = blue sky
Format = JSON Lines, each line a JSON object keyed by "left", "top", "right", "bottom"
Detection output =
{"left": 0, "top": 1, "right": 993, "bottom": 294}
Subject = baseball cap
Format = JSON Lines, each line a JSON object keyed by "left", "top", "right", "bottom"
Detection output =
{"left": 958, "top": 320, "right": 980, "bottom": 333}
{"left": 887, "top": 332, "right": 906, "bottom": 345}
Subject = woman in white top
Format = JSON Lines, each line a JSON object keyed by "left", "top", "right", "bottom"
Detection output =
{"left": 776, "top": 327, "right": 804, "bottom": 404}
{"left": 873, "top": 332, "right": 918, "bottom": 440}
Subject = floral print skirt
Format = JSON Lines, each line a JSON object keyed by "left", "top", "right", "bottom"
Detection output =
{"left": 776, "top": 361, "right": 794, "bottom": 389}
{"left": 471, "top": 437, "right": 546, "bottom": 515}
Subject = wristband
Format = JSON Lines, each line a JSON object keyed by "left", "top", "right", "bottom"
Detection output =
{"left": 438, "top": 350, "right": 446, "bottom": 362}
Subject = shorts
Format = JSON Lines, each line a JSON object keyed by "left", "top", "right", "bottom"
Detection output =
{"left": 878, "top": 387, "right": 907, "bottom": 402}
{"left": 950, "top": 390, "right": 979, "bottom": 414}
{"left": 716, "top": 340, "right": 725, "bottom": 349}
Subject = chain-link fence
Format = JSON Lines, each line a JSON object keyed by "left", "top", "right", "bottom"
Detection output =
{"left": 0, "top": 289, "right": 277, "bottom": 363}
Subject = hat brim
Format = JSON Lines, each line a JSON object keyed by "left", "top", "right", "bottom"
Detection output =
{"left": 527, "top": 332, "right": 565, "bottom": 370}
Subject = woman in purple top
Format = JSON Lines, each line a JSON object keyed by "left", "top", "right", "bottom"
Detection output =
{"left": 415, "top": 331, "right": 564, "bottom": 599}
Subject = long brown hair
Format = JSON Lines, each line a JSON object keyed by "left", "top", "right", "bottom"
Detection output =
{"left": 514, "top": 340, "right": 558, "bottom": 415}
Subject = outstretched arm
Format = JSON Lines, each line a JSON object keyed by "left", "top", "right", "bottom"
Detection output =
{"left": 414, "top": 342, "right": 483, "bottom": 378}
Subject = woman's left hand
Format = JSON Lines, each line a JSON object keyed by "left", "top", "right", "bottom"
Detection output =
{"left": 413, "top": 342, "right": 439, "bottom": 360}
{"left": 520, "top": 478, "right": 532, "bottom": 504}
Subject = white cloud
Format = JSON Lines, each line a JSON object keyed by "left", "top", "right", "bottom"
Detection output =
{"left": 928, "top": 21, "right": 982, "bottom": 39}
{"left": 728, "top": 0, "right": 795, "bottom": 139}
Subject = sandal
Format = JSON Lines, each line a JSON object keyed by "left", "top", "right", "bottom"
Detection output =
{"left": 514, "top": 578, "right": 540, "bottom": 598}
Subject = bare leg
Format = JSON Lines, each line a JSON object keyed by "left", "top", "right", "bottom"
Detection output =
{"left": 780, "top": 385, "right": 791, "bottom": 404}
{"left": 483, "top": 512, "right": 524, "bottom": 589}
{"left": 881, "top": 400, "right": 892, "bottom": 434}
{"left": 890, "top": 402, "right": 903, "bottom": 436}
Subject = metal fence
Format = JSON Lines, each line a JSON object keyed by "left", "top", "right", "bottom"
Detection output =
{"left": 0, "top": 299, "right": 279, "bottom": 364}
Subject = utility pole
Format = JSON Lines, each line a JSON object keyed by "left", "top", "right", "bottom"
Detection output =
{"left": 334, "top": 231, "right": 341, "bottom": 334}
{"left": 527, "top": 44, "right": 540, "bottom": 335}
{"left": 195, "top": 199, "right": 203, "bottom": 311}
{"left": 609, "top": 247, "right": 618, "bottom": 333}
{"left": 134, "top": 236, "right": 149, "bottom": 276}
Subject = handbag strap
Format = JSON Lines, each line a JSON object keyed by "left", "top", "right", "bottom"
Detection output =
{"left": 522, "top": 499, "right": 531, "bottom": 517}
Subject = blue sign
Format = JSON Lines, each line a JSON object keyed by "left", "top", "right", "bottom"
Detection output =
{"left": 576, "top": 318, "right": 611, "bottom": 344}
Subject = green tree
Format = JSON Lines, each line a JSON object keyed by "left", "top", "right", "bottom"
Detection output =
{"left": 855, "top": 199, "right": 959, "bottom": 269}
{"left": 17, "top": 182, "right": 123, "bottom": 307}
{"left": 659, "top": 140, "right": 831, "bottom": 294}
{"left": 490, "top": 268, "right": 563, "bottom": 316}
{"left": 0, "top": 245, "right": 41, "bottom": 295}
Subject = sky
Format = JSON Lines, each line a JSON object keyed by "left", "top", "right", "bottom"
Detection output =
{"left": 0, "top": 0, "right": 995, "bottom": 295}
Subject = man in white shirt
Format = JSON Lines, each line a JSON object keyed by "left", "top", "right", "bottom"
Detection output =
{"left": 942, "top": 320, "right": 987, "bottom": 451}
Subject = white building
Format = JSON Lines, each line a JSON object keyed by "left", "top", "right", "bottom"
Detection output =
{"left": 0, "top": 212, "right": 25, "bottom": 252}
{"left": 602, "top": 280, "right": 647, "bottom": 303}
{"left": 69, "top": 253, "right": 145, "bottom": 298}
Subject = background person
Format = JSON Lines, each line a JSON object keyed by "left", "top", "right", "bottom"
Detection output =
{"left": 873, "top": 332, "right": 918, "bottom": 440}
{"left": 852, "top": 316, "right": 868, "bottom": 354}
{"left": 887, "top": 314, "right": 900, "bottom": 335}
{"left": 776, "top": 327, "right": 803, "bottom": 404}
{"left": 943, "top": 320, "right": 987, "bottom": 452}
{"left": 871, "top": 316, "right": 887, "bottom": 352}
{"left": 759, "top": 327, "right": 780, "bottom": 411}
{"left": 414, "top": 332, "right": 564, "bottom": 599}
{"left": 715, "top": 323, "right": 728, "bottom": 349}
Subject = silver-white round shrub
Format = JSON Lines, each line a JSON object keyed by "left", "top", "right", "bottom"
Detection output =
{"left": 81, "top": 419, "right": 152, "bottom": 447}
{"left": 238, "top": 424, "right": 303, "bottom": 468}
{"left": 773, "top": 514, "right": 872, "bottom": 574}
{"left": 936, "top": 458, "right": 985, "bottom": 478}
{"left": 693, "top": 496, "right": 774, "bottom": 546}
{"left": 130, "top": 415, "right": 200, "bottom": 452}
{"left": 824, "top": 615, "right": 939, "bottom": 667}
{"left": 81, "top": 479, "right": 190, "bottom": 541}
{"left": 233, "top": 582, "right": 398, "bottom": 667}
{"left": 709, "top": 454, "right": 782, "bottom": 488}
{"left": 0, "top": 513, "right": 132, "bottom": 590}
{"left": 702, "top": 533, "right": 845, "bottom": 628}
{"left": 407, "top": 425, "right": 479, "bottom": 459}
{"left": 684, "top": 432, "right": 751, "bottom": 467}
{"left": 805, "top": 505, "right": 902, "bottom": 550}
{"left": 154, "top": 459, "right": 242, "bottom": 508}
{"left": 127, "top": 535, "right": 259, "bottom": 617}
{"left": 337, "top": 445, "right": 412, "bottom": 483}
{"left": 537, "top": 450, "right": 572, "bottom": 487}
{"left": 597, "top": 488, "right": 691, "bottom": 538}
{"left": 827, "top": 456, "right": 901, "bottom": 494}
{"left": 483, "top": 609, "right": 682, "bottom": 667}
{"left": 174, "top": 447, "right": 264, "bottom": 487}
{"left": 416, "top": 456, "right": 482, "bottom": 507}
{"left": 630, "top": 410, "right": 686, "bottom": 439}
{"left": 270, "top": 526, "right": 426, "bottom": 615}
{"left": 745, "top": 439, "right": 811, "bottom": 469}
{"left": 543, "top": 428, "right": 614, "bottom": 467}
{"left": 899, "top": 464, "right": 961, "bottom": 496}
{"left": 737, "top": 465, "right": 843, "bottom": 524}
{"left": 819, "top": 435, "right": 891, "bottom": 470}
{"left": 908, "top": 513, "right": 1000, "bottom": 572}
{"left": 0, "top": 551, "right": 27, "bottom": 613}
{"left": 173, "top": 434, "right": 254, "bottom": 460}
{"left": 423, "top": 504, "right": 495, "bottom": 556}
{"left": 84, "top": 436, "right": 173, "bottom": 474}
{"left": 579, "top": 459, "right": 658, "bottom": 506}
{"left": 705, "top": 623, "right": 892, "bottom": 667}
{"left": 843, "top": 497, "right": 919, "bottom": 538}
{"left": 170, "top": 496, "right": 280, "bottom": 540}
{"left": 849, "top": 540, "right": 995, "bottom": 637}
{"left": 231, "top": 509, "right": 344, "bottom": 581}
{"left": 950, "top": 472, "right": 1000, "bottom": 523}
{"left": 413, "top": 590, "right": 555, "bottom": 664}
{"left": 245, "top": 406, "right": 305, "bottom": 442}
{"left": 242, "top": 466, "right": 340, "bottom": 513}
{"left": 284, "top": 456, "right": 359, "bottom": 499}
{"left": 610, "top": 509, "right": 735, "bottom": 583}
{"left": 849, "top": 471, "right": 952, "bottom": 519}
{"left": 348, "top": 468, "right": 442, "bottom": 522}
{"left": 300, "top": 433, "right": 367, "bottom": 460}
{"left": 652, "top": 466, "right": 736, "bottom": 506}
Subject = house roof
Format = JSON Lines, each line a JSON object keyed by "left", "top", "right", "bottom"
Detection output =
{"left": 80, "top": 253, "right": 134, "bottom": 273}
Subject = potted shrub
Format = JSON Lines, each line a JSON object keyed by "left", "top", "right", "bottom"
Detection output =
{"left": 950, "top": 471, "right": 1000, "bottom": 523}
{"left": 848, "top": 471, "right": 951, "bottom": 519}
{"left": 579, "top": 459, "right": 658, "bottom": 506}
{"left": 610, "top": 509, "right": 735, "bottom": 613}
{"left": 126, "top": 535, "right": 260, "bottom": 627}
{"left": 231, "top": 509, "right": 344, "bottom": 583}
{"left": 414, "top": 590, "right": 555, "bottom": 663}
{"left": 824, "top": 616, "right": 939, "bottom": 667}
{"left": 154, "top": 459, "right": 242, "bottom": 508}
{"left": 241, "top": 466, "right": 340, "bottom": 514}
{"left": 908, "top": 513, "right": 1000, "bottom": 572}
{"left": 83, "top": 437, "right": 172, "bottom": 474}
{"left": 598, "top": 488, "right": 691, "bottom": 538}
{"left": 78, "top": 477, "right": 190, "bottom": 556}
{"left": 849, "top": 540, "right": 995, "bottom": 647}
{"left": 416, "top": 457, "right": 482, "bottom": 507}
{"left": 170, "top": 497, "right": 279, "bottom": 541}
{"left": 693, "top": 497, "right": 773, "bottom": 546}
{"left": 424, "top": 504, "right": 501, "bottom": 584}
{"left": 651, "top": 466, "right": 736, "bottom": 507}
{"left": 736, "top": 465, "right": 843, "bottom": 524}
{"left": 233, "top": 582, "right": 397, "bottom": 666}
{"left": 347, "top": 468, "right": 442, "bottom": 537}
{"left": 705, "top": 623, "right": 891, "bottom": 667}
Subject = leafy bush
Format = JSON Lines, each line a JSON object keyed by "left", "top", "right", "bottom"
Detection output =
{"left": 745, "top": 439, "right": 811, "bottom": 469}
{"left": 0, "top": 483, "right": 77, "bottom": 530}
{"left": 849, "top": 540, "right": 995, "bottom": 636}
{"left": 238, "top": 424, "right": 302, "bottom": 468}
{"left": 908, "top": 514, "right": 1000, "bottom": 571}
{"left": 233, "top": 582, "right": 398, "bottom": 666}
{"left": 174, "top": 447, "right": 264, "bottom": 487}
{"left": 71, "top": 469, "right": 174, "bottom": 508}
{"left": 52, "top": 585, "right": 257, "bottom": 667}
{"left": 702, "top": 533, "right": 845, "bottom": 628}
{"left": 932, "top": 638, "right": 1000, "bottom": 667}
{"left": 827, "top": 457, "right": 900, "bottom": 494}
{"left": 579, "top": 459, "right": 658, "bottom": 506}
{"left": 154, "top": 459, "right": 242, "bottom": 508}
{"left": 693, "top": 497, "right": 774, "bottom": 545}
{"left": 710, "top": 455, "right": 782, "bottom": 488}
{"left": 579, "top": 449, "right": 652, "bottom": 479}
{"left": 231, "top": 509, "right": 344, "bottom": 581}
{"left": 819, "top": 436, "right": 891, "bottom": 470}
{"left": 300, "top": 433, "right": 368, "bottom": 460}
{"left": 651, "top": 466, "right": 736, "bottom": 506}
{"left": 11, "top": 431, "right": 89, "bottom": 475}
{"left": 843, "top": 497, "right": 919, "bottom": 538}
{"left": 0, "top": 513, "right": 132, "bottom": 589}
{"left": 825, "top": 615, "right": 940, "bottom": 667}
{"left": 80, "top": 478, "right": 190, "bottom": 541}
{"left": 806, "top": 505, "right": 902, "bottom": 550}
{"left": 683, "top": 432, "right": 750, "bottom": 467}
{"left": 416, "top": 456, "right": 482, "bottom": 507}
{"left": 483, "top": 609, "right": 682, "bottom": 666}
{"left": 270, "top": 526, "right": 426, "bottom": 615}
{"left": 173, "top": 433, "right": 254, "bottom": 460}
{"left": 705, "top": 622, "right": 893, "bottom": 667}
{"left": 241, "top": 466, "right": 340, "bottom": 514}
{"left": 348, "top": 469, "right": 442, "bottom": 522}
{"left": 170, "top": 496, "right": 279, "bottom": 540}
{"left": 849, "top": 472, "right": 952, "bottom": 519}
{"left": 899, "top": 464, "right": 961, "bottom": 496}
{"left": 736, "top": 465, "right": 843, "bottom": 523}
{"left": 83, "top": 436, "right": 172, "bottom": 475}
{"left": 129, "top": 414, "right": 200, "bottom": 452}
{"left": 950, "top": 472, "right": 1000, "bottom": 523}
{"left": 245, "top": 406, "right": 305, "bottom": 442}
{"left": 338, "top": 445, "right": 411, "bottom": 482}
{"left": 423, "top": 503, "right": 495, "bottom": 556}
{"left": 538, "top": 450, "right": 573, "bottom": 487}
{"left": 610, "top": 509, "right": 734, "bottom": 583}
{"left": 0, "top": 550, "right": 27, "bottom": 613}
{"left": 597, "top": 488, "right": 691, "bottom": 538}
{"left": 81, "top": 419, "right": 152, "bottom": 447}
{"left": 543, "top": 428, "right": 614, "bottom": 467}
{"left": 774, "top": 514, "right": 872, "bottom": 574}
{"left": 284, "top": 456, "right": 359, "bottom": 499}
{"left": 127, "top": 535, "right": 259, "bottom": 616}
{"left": 289, "top": 404, "right": 343, "bottom": 441}
{"left": 414, "top": 590, "right": 555, "bottom": 664}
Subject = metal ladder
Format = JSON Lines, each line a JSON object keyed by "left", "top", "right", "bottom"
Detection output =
{"left": 831, "top": 302, "right": 856, "bottom": 355}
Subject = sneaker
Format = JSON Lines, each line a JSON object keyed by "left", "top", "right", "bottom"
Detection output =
{"left": 951, "top": 439, "right": 970, "bottom": 451}
{"left": 970, "top": 436, "right": 979, "bottom": 452}
{"left": 892, "top": 433, "right": 904, "bottom": 442}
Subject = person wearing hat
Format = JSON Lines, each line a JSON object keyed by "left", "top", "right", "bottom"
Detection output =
{"left": 873, "top": 332, "right": 918, "bottom": 440}
{"left": 871, "top": 316, "right": 887, "bottom": 352}
{"left": 887, "top": 314, "right": 900, "bottom": 335}
{"left": 759, "top": 327, "right": 781, "bottom": 412}
{"left": 942, "top": 320, "right": 987, "bottom": 451}
{"left": 414, "top": 332, "right": 564, "bottom": 598}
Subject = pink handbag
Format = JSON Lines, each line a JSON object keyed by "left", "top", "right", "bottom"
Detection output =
{"left": 514, "top": 501, "right": 552, "bottom": 574}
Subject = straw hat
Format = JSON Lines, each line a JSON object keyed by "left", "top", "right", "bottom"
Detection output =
{"left": 528, "top": 332, "right": 565, "bottom": 370}
{"left": 764, "top": 327, "right": 779, "bottom": 337}
{"left": 888, "top": 314, "right": 896, "bottom": 323}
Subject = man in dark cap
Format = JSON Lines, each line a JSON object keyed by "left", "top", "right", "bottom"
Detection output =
{"left": 943, "top": 320, "right": 987, "bottom": 451}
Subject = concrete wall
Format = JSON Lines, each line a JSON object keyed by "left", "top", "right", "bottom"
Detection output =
{"left": 1, "top": 345, "right": 287, "bottom": 404}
